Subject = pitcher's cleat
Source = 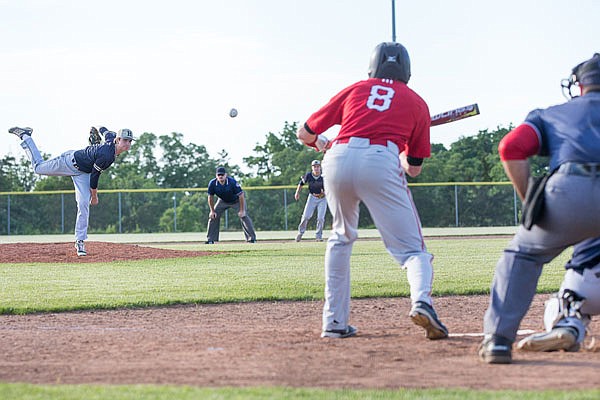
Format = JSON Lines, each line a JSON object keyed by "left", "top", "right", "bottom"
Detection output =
{"left": 8, "top": 127, "right": 33, "bottom": 139}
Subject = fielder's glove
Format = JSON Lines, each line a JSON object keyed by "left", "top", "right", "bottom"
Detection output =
{"left": 89, "top": 126, "right": 103, "bottom": 145}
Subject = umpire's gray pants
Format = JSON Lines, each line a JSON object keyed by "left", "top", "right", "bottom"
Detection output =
{"left": 206, "top": 198, "right": 256, "bottom": 242}
{"left": 21, "top": 136, "right": 91, "bottom": 241}
{"left": 297, "top": 195, "right": 328, "bottom": 239}
{"left": 484, "top": 172, "right": 600, "bottom": 342}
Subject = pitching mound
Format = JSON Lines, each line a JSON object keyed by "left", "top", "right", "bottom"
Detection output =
{"left": 0, "top": 242, "right": 216, "bottom": 263}
{"left": 1, "top": 295, "right": 599, "bottom": 390}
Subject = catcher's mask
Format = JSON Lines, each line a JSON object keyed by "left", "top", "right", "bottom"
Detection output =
{"left": 561, "top": 53, "right": 600, "bottom": 99}
{"left": 368, "top": 42, "right": 411, "bottom": 83}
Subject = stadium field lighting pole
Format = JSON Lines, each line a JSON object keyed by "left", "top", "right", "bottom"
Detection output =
{"left": 391, "top": 0, "right": 396, "bottom": 42}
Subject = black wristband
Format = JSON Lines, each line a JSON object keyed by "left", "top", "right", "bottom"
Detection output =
{"left": 407, "top": 156, "right": 424, "bottom": 166}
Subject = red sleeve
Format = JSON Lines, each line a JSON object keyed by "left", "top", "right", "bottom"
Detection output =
{"left": 498, "top": 124, "right": 540, "bottom": 161}
{"left": 405, "top": 100, "right": 431, "bottom": 159}
{"left": 305, "top": 85, "right": 354, "bottom": 134}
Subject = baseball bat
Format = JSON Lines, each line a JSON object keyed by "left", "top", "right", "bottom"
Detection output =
{"left": 430, "top": 103, "right": 480, "bottom": 126}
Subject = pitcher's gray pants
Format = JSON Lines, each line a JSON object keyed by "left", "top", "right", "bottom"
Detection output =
{"left": 21, "top": 136, "right": 91, "bottom": 241}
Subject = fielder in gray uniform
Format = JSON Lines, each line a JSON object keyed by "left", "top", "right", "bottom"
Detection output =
{"left": 297, "top": 42, "right": 448, "bottom": 340}
{"left": 8, "top": 126, "right": 133, "bottom": 256}
{"left": 479, "top": 53, "right": 600, "bottom": 363}
{"left": 294, "top": 159, "right": 328, "bottom": 242}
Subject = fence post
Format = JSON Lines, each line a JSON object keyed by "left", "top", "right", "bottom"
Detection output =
{"left": 118, "top": 192, "right": 122, "bottom": 233}
{"left": 284, "top": 188, "right": 288, "bottom": 231}
{"left": 454, "top": 185, "right": 459, "bottom": 227}
{"left": 61, "top": 193, "right": 65, "bottom": 233}
{"left": 173, "top": 193, "right": 177, "bottom": 232}
{"left": 7, "top": 195, "right": 10, "bottom": 235}
{"left": 513, "top": 187, "right": 518, "bottom": 226}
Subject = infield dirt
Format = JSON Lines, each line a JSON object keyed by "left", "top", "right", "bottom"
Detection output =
{"left": 0, "top": 242, "right": 599, "bottom": 390}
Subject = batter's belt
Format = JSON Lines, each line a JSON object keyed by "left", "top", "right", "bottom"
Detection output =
{"left": 333, "top": 136, "right": 400, "bottom": 154}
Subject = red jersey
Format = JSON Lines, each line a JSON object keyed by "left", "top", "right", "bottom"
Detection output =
{"left": 305, "top": 78, "right": 431, "bottom": 158}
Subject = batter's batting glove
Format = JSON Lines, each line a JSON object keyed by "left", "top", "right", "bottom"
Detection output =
{"left": 88, "top": 126, "right": 103, "bottom": 145}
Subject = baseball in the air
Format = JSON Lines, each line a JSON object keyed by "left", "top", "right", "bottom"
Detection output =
{"left": 229, "top": 108, "right": 238, "bottom": 118}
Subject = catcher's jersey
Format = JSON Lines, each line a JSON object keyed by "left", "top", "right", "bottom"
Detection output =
{"left": 73, "top": 131, "right": 117, "bottom": 189}
{"left": 525, "top": 91, "right": 600, "bottom": 170}
{"left": 299, "top": 172, "right": 324, "bottom": 195}
{"left": 305, "top": 78, "right": 431, "bottom": 159}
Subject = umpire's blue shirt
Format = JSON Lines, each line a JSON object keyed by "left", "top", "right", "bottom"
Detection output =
{"left": 208, "top": 176, "right": 243, "bottom": 203}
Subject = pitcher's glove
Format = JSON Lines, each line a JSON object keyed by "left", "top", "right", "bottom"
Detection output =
{"left": 89, "top": 126, "right": 103, "bottom": 145}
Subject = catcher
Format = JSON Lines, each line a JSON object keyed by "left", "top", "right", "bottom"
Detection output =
{"left": 294, "top": 159, "right": 328, "bottom": 242}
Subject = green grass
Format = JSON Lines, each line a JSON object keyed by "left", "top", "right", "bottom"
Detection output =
{"left": 0, "top": 239, "right": 569, "bottom": 314}
{"left": 0, "top": 384, "right": 598, "bottom": 400}
{"left": 0, "top": 237, "right": 579, "bottom": 399}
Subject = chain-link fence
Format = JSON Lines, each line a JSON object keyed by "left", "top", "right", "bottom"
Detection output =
{"left": 0, "top": 183, "right": 518, "bottom": 235}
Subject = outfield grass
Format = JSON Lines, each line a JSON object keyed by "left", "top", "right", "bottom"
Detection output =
{"left": 0, "top": 239, "right": 569, "bottom": 314}
{"left": 0, "top": 238, "right": 580, "bottom": 399}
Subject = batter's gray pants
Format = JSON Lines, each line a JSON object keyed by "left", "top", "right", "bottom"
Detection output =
{"left": 321, "top": 137, "right": 435, "bottom": 332}
{"left": 20, "top": 136, "right": 91, "bottom": 241}
{"left": 206, "top": 198, "right": 256, "bottom": 242}
{"left": 297, "top": 195, "right": 328, "bottom": 239}
{"left": 483, "top": 172, "right": 600, "bottom": 342}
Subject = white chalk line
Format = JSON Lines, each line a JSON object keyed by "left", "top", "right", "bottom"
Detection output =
{"left": 448, "top": 329, "right": 536, "bottom": 338}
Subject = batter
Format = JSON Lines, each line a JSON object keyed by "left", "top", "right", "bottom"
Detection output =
{"left": 297, "top": 42, "right": 448, "bottom": 340}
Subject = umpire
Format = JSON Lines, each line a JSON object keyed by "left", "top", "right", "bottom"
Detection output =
{"left": 479, "top": 53, "right": 600, "bottom": 364}
{"left": 206, "top": 166, "right": 256, "bottom": 244}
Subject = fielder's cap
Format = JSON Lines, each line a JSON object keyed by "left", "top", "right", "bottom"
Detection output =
{"left": 311, "top": 160, "right": 321, "bottom": 166}
{"left": 117, "top": 128, "right": 135, "bottom": 140}
{"left": 216, "top": 166, "right": 227, "bottom": 174}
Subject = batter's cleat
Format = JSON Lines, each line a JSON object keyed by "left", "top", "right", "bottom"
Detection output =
{"left": 479, "top": 334, "right": 512, "bottom": 364}
{"left": 516, "top": 327, "right": 579, "bottom": 352}
{"left": 295, "top": 233, "right": 302, "bottom": 242}
{"left": 315, "top": 237, "right": 323, "bottom": 242}
{"left": 8, "top": 126, "right": 33, "bottom": 140}
{"left": 75, "top": 240, "right": 87, "bottom": 256}
{"left": 321, "top": 325, "right": 357, "bottom": 338}
{"left": 409, "top": 301, "right": 449, "bottom": 340}
{"left": 247, "top": 239, "right": 256, "bottom": 243}
{"left": 205, "top": 240, "right": 214, "bottom": 244}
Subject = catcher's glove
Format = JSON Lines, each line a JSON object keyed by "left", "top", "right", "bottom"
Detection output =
{"left": 88, "top": 126, "right": 103, "bottom": 145}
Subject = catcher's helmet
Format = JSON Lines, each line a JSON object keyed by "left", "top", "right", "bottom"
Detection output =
{"left": 561, "top": 53, "right": 600, "bottom": 99}
{"left": 368, "top": 42, "right": 411, "bottom": 83}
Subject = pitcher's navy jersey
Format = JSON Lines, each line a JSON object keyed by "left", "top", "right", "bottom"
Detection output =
{"left": 73, "top": 131, "right": 117, "bottom": 189}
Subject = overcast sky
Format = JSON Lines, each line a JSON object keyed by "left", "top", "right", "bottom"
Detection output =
{"left": 2, "top": 0, "right": 599, "bottom": 172}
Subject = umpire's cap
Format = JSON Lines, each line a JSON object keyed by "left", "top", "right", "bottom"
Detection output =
{"left": 118, "top": 128, "right": 135, "bottom": 140}
{"left": 216, "top": 166, "right": 227, "bottom": 174}
{"left": 311, "top": 160, "right": 321, "bottom": 166}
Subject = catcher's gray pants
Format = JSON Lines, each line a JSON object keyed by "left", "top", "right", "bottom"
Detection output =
{"left": 321, "top": 137, "right": 435, "bottom": 332}
{"left": 21, "top": 136, "right": 91, "bottom": 241}
{"left": 206, "top": 198, "right": 256, "bottom": 242}
{"left": 483, "top": 171, "right": 600, "bottom": 342}
{"left": 297, "top": 195, "right": 328, "bottom": 239}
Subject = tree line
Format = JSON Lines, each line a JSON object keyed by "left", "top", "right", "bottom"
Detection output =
{"left": 0, "top": 122, "right": 549, "bottom": 234}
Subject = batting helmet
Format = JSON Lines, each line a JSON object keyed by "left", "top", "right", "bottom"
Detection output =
{"left": 561, "top": 53, "right": 600, "bottom": 99}
{"left": 368, "top": 42, "right": 411, "bottom": 83}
